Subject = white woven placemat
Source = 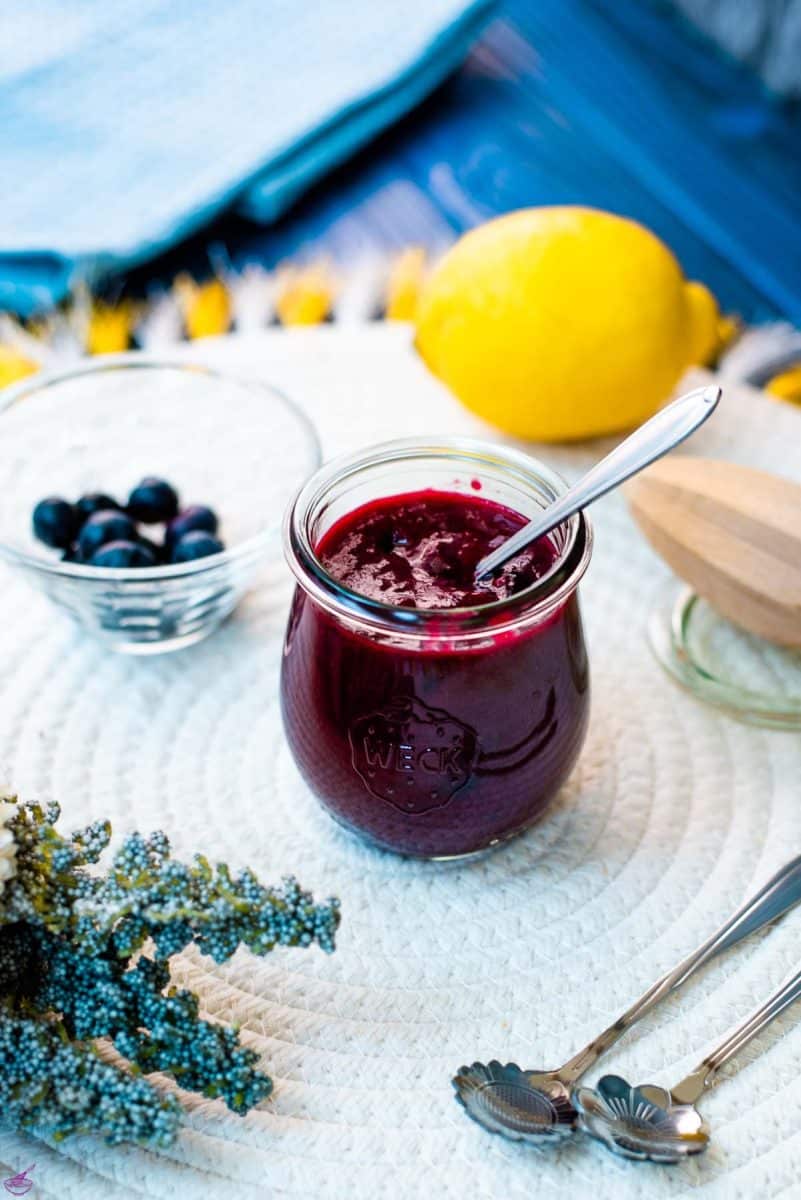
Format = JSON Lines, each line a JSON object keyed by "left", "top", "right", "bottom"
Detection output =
{"left": 1, "top": 327, "right": 800, "bottom": 1199}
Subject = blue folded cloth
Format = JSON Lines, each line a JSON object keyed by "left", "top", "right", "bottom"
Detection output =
{"left": 0, "top": 0, "right": 494, "bottom": 315}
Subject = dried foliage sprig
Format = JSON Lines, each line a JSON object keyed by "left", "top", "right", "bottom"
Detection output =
{"left": 0, "top": 796, "right": 339, "bottom": 1146}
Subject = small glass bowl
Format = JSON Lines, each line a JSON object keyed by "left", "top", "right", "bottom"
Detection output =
{"left": 0, "top": 356, "right": 320, "bottom": 653}
{"left": 649, "top": 585, "right": 801, "bottom": 730}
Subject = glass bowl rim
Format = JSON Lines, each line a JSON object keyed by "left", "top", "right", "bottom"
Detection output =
{"left": 284, "top": 434, "right": 593, "bottom": 637}
{"left": 0, "top": 353, "right": 321, "bottom": 583}
{"left": 648, "top": 585, "right": 801, "bottom": 730}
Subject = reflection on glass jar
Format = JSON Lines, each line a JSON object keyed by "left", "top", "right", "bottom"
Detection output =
{"left": 281, "top": 438, "right": 593, "bottom": 859}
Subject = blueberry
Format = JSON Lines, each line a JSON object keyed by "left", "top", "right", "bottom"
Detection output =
{"left": 137, "top": 535, "right": 166, "bottom": 564}
{"left": 165, "top": 505, "right": 218, "bottom": 549}
{"left": 32, "top": 497, "right": 78, "bottom": 549}
{"left": 77, "top": 510, "right": 137, "bottom": 559}
{"left": 127, "top": 476, "right": 179, "bottom": 524}
{"left": 75, "top": 492, "right": 120, "bottom": 525}
{"left": 170, "top": 530, "right": 225, "bottom": 563}
{"left": 90, "top": 540, "right": 158, "bottom": 568}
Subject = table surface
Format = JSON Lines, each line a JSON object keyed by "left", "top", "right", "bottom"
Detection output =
{"left": 1, "top": 327, "right": 800, "bottom": 1199}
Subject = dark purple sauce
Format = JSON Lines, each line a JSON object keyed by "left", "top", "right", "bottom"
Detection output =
{"left": 318, "top": 490, "right": 557, "bottom": 610}
{"left": 281, "top": 490, "right": 589, "bottom": 857}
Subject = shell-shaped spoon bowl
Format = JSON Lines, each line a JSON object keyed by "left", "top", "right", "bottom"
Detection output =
{"left": 574, "top": 1075, "right": 709, "bottom": 1163}
{"left": 453, "top": 862, "right": 801, "bottom": 1147}
{"left": 452, "top": 1062, "right": 577, "bottom": 1142}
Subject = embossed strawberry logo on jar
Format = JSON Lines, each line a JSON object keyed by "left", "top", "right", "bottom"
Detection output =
{"left": 349, "top": 695, "right": 479, "bottom": 814}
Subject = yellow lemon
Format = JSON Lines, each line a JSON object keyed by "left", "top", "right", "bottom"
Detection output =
{"left": 415, "top": 207, "right": 719, "bottom": 441}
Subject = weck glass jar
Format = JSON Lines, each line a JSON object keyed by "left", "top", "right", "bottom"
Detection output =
{"left": 281, "top": 438, "right": 593, "bottom": 859}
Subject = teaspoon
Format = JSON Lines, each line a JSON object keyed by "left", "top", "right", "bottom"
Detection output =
{"left": 453, "top": 854, "right": 801, "bottom": 1142}
{"left": 474, "top": 383, "right": 721, "bottom": 579}
{"left": 575, "top": 961, "right": 801, "bottom": 1163}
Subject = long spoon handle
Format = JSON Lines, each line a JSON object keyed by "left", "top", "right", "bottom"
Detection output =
{"left": 558, "top": 854, "right": 801, "bottom": 1085}
{"left": 670, "top": 965, "right": 801, "bottom": 1105}
{"left": 475, "top": 383, "right": 721, "bottom": 579}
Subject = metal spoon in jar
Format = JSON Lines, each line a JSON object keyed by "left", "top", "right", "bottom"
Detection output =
{"left": 575, "top": 961, "right": 801, "bottom": 1163}
{"left": 453, "top": 854, "right": 801, "bottom": 1142}
{"left": 474, "top": 383, "right": 721, "bottom": 580}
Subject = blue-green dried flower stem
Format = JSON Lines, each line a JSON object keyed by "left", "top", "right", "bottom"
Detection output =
{"left": 0, "top": 799, "right": 340, "bottom": 1146}
{"left": 0, "top": 1005, "right": 182, "bottom": 1146}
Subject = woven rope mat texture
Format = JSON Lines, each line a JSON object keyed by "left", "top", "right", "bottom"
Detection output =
{"left": 0, "top": 326, "right": 799, "bottom": 1198}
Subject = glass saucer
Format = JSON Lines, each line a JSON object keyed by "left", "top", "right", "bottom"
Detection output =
{"left": 648, "top": 586, "right": 801, "bottom": 731}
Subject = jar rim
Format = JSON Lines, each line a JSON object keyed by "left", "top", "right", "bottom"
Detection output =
{"left": 283, "top": 436, "right": 593, "bottom": 639}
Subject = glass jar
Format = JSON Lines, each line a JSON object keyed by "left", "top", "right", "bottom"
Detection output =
{"left": 281, "top": 438, "right": 593, "bottom": 859}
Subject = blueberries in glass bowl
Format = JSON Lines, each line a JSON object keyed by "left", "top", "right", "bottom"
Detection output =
{"left": 127, "top": 477, "right": 179, "bottom": 524}
{"left": 137, "top": 536, "right": 167, "bottom": 564}
{"left": 165, "top": 505, "right": 218, "bottom": 549}
{"left": 77, "top": 511, "right": 138, "bottom": 559}
{"left": 31, "top": 477, "right": 225, "bottom": 569}
{"left": 75, "top": 492, "right": 121, "bottom": 523}
{"left": 171, "top": 531, "right": 224, "bottom": 563}
{"left": 32, "top": 497, "right": 79, "bottom": 550}
{"left": 91, "top": 540, "right": 159, "bottom": 568}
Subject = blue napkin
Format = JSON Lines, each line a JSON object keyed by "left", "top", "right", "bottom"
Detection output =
{"left": 0, "top": 0, "right": 494, "bottom": 315}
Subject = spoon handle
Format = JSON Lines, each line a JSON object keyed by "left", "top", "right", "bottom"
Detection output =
{"left": 475, "top": 384, "right": 720, "bottom": 579}
{"left": 670, "top": 964, "right": 801, "bottom": 1105}
{"left": 558, "top": 854, "right": 801, "bottom": 1084}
